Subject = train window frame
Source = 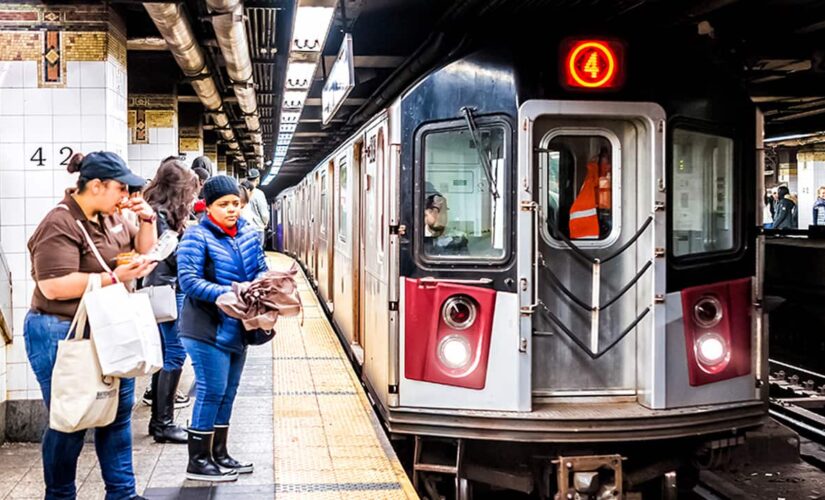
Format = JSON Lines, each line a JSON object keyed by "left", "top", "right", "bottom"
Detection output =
{"left": 320, "top": 170, "right": 327, "bottom": 234}
{"left": 538, "top": 128, "right": 623, "bottom": 249}
{"left": 667, "top": 121, "right": 742, "bottom": 262}
{"left": 338, "top": 156, "right": 348, "bottom": 243}
{"left": 377, "top": 129, "right": 386, "bottom": 263}
{"left": 413, "top": 115, "right": 512, "bottom": 266}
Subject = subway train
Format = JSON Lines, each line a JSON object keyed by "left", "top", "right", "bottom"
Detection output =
{"left": 275, "top": 28, "right": 767, "bottom": 499}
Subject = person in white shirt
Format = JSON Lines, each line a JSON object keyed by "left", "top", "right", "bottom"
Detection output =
{"left": 245, "top": 169, "right": 269, "bottom": 246}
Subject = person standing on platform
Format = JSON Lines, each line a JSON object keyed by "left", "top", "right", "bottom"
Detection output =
{"left": 813, "top": 186, "right": 825, "bottom": 226}
{"left": 25, "top": 152, "right": 157, "bottom": 500}
{"left": 773, "top": 185, "right": 797, "bottom": 230}
{"left": 245, "top": 169, "right": 270, "bottom": 246}
{"left": 177, "top": 175, "right": 268, "bottom": 482}
{"left": 140, "top": 159, "right": 200, "bottom": 444}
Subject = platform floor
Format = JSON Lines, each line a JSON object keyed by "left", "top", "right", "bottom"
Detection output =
{"left": 0, "top": 253, "right": 417, "bottom": 499}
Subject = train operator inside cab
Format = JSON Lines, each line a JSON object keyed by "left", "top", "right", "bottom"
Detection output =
{"left": 423, "top": 191, "right": 468, "bottom": 255}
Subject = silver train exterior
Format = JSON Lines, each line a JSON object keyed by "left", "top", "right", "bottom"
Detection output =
{"left": 275, "top": 34, "right": 767, "bottom": 496}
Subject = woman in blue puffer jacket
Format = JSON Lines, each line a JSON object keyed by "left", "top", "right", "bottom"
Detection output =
{"left": 177, "top": 175, "right": 268, "bottom": 482}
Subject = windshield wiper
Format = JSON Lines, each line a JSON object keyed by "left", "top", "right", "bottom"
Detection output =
{"left": 460, "top": 106, "right": 500, "bottom": 201}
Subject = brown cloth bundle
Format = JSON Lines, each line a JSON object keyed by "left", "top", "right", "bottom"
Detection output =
{"left": 216, "top": 264, "right": 303, "bottom": 333}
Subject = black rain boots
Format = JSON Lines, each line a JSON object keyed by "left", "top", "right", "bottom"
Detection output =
{"left": 186, "top": 430, "right": 238, "bottom": 482}
{"left": 148, "top": 368, "right": 188, "bottom": 444}
{"left": 213, "top": 425, "right": 254, "bottom": 474}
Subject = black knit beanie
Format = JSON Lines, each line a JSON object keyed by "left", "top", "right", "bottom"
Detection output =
{"left": 203, "top": 175, "right": 240, "bottom": 205}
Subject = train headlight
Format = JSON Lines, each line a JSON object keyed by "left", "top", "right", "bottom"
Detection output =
{"left": 695, "top": 332, "right": 728, "bottom": 367}
{"left": 442, "top": 296, "right": 477, "bottom": 330}
{"left": 693, "top": 296, "right": 723, "bottom": 328}
{"left": 437, "top": 335, "right": 472, "bottom": 369}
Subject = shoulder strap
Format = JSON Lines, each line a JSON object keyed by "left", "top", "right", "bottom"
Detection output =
{"left": 75, "top": 220, "right": 114, "bottom": 274}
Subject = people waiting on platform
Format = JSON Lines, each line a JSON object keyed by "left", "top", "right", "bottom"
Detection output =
{"left": 25, "top": 152, "right": 157, "bottom": 500}
{"left": 139, "top": 159, "right": 200, "bottom": 444}
{"left": 813, "top": 186, "right": 825, "bottom": 226}
{"left": 772, "top": 185, "right": 798, "bottom": 230}
{"left": 245, "top": 169, "right": 270, "bottom": 246}
{"left": 177, "top": 175, "right": 269, "bottom": 482}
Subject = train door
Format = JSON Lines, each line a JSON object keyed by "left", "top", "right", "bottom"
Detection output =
{"left": 317, "top": 165, "right": 331, "bottom": 305}
{"left": 353, "top": 138, "right": 365, "bottom": 360}
{"left": 519, "top": 101, "right": 665, "bottom": 402}
{"left": 313, "top": 171, "right": 321, "bottom": 283}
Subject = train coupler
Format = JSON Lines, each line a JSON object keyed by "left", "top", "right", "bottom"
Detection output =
{"left": 554, "top": 454, "right": 623, "bottom": 499}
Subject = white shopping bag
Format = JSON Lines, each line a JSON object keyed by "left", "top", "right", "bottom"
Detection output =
{"left": 50, "top": 276, "right": 120, "bottom": 432}
{"left": 75, "top": 220, "right": 163, "bottom": 378}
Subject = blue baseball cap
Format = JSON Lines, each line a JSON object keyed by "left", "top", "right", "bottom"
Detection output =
{"left": 80, "top": 151, "right": 145, "bottom": 188}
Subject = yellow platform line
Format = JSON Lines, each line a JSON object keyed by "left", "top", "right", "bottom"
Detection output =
{"left": 267, "top": 253, "right": 419, "bottom": 499}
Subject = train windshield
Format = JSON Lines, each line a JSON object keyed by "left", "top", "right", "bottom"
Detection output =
{"left": 671, "top": 129, "right": 735, "bottom": 256}
{"left": 421, "top": 124, "right": 507, "bottom": 260}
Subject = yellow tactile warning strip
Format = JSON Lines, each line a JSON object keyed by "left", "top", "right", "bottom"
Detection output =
{"left": 268, "top": 252, "right": 419, "bottom": 499}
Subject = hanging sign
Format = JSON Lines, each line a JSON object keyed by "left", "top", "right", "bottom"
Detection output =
{"left": 322, "top": 34, "right": 355, "bottom": 125}
{"left": 561, "top": 38, "right": 625, "bottom": 90}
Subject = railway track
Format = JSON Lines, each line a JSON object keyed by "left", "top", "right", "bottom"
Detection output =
{"left": 768, "top": 359, "right": 825, "bottom": 442}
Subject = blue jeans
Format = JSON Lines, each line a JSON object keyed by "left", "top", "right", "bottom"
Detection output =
{"left": 181, "top": 337, "right": 247, "bottom": 431}
{"left": 24, "top": 311, "right": 137, "bottom": 500}
{"left": 158, "top": 291, "right": 187, "bottom": 371}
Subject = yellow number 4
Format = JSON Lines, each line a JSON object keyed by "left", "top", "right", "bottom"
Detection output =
{"left": 584, "top": 51, "right": 600, "bottom": 78}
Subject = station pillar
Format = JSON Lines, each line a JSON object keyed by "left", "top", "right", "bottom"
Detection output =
{"left": 796, "top": 145, "right": 825, "bottom": 228}
{"left": 0, "top": 3, "right": 128, "bottom": 441}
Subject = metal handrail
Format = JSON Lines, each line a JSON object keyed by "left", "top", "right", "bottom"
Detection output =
{"left": 540, "top": 258, "right": 653, "bottom": 312}
{"left": 547, "top": 216, "right": 654, "bottom": 265}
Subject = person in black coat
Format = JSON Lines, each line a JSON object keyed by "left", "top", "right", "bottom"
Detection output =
{"left": 772, "top": 185, "right": 797, "bottom": 230}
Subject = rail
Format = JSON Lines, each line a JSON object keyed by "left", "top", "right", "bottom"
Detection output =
{"left": 0, "top": 243, "right": 12, "bottom": 343}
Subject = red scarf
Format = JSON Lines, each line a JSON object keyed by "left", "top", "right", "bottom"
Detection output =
{"left": 208, "top": 214, "right": 238, "bottom": 237}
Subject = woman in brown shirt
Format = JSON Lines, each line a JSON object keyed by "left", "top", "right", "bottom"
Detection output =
{"left": 25, "top": 152, "right": 158, "bottom": 500}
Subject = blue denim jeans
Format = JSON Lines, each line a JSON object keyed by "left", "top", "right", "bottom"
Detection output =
{"left": 181, "top": 337, "right": 246, "bottom": 431}
{"left": 158, "top": 291, "right": 187, "bottom": 371}
{"left": 23, "top": 310, "right": 137, "bottom": 500}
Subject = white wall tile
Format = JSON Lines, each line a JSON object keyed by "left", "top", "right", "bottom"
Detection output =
{"left": 53, "top": 169, "right": 76, "bottom": 197}
{"left": 157, "top": 127, "right": 176, "bottom": 145}
{"left": 0, "top": 198, "right": 23, "bottom": 226}
{"left": 24, "top": 116, "right": 52, "bottom": 143}
{"left": 4, "top": 252, "right": 24, "bottom": 279}
{"left": 52, "top": 88, "right": 81, "bottom": 116}
{"left": 81, "top": 88, "right": 106, "bottom": 116}
{"left": 8, "top": 390, "right": 28, "bottom": 401}
{"left": 80, "top": 61, "right": 106, "bottom": 89}
{"left": 0, "top": 62, "right": 24, "bottom": 88}
{"left": 127, "top": 144, "right": 142, "bottom": 161}
{"left": 10, "top": 280, "right": 26, "bottom": 313}
{"left": 23, "top": 88, "right": 52, "bottom": 116}
{"left": 7, "top": 341, "right": 26, "bottom": 365}
{"left": 24, "top": 226, "right": 37, "bottom": 245}
{"left": 6, "top": 256, "right": 25, "bottom": 284}
{"left": 26, "top": 362, "right": 38, "bottom": 391}
{"left": 7, "top": 362, "right": 27, "bottom": 392}
{"left": 0, "top": 89, "right": 25, "bottom": 116}
{"left": 21, "top": 62, "right": 37, "bottom": 88}
{"left": 0, "top": 118, "right": 24, "bottom": 144}
{"left": 11, "top": 307, "right": 25, "bottom": 336}
{"left": 53, "top": 115, "right": 82, "bottom": 143}
{"left": 25, "top": 170, "right": 53, "bottom": 198}
{"left": 0, "top": 226, "right": 24, "bottom": 252}
{"left": 25, "top": 197, "right": 51, "bottom": 225}
{"left": 52, "top": 143, "right": 81, "bottom": 171}
{"left": 81, "top": 115, "right": 106, "bottom": 143}
{"left": 81, "top": 142, "right": 107, "bottom": 153}
{"left": 0, "top": 170, "right": 23, "bottom": 198}
{"left": 66, "top": 61, "right": 80, "bottom": 88}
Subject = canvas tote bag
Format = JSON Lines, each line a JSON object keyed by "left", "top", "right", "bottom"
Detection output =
{"left": 75, "top": 221, "right": 163, "bottom": 377}
{"left": 50, "top": 274, "right": 120, "bottom": 433}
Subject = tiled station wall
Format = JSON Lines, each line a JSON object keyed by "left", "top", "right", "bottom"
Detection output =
{"left": 127, "top": 94, "right": 178, "bottom": 180}
{"left": 0, "top": 4, "right": 128, "bottom": 441}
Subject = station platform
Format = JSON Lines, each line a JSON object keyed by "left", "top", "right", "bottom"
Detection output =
{"left": 0, "top": 253, "right": 417, "bottom": 500}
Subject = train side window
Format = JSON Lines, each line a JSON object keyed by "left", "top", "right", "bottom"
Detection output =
{"left": 539, "top": 131, "right": 620, "bottom": 246}
{"left": 320, "top": 171, "right": 327, "bottom": 233}
{"left": 419, "top": 121, "right": 508, "bottom": 261}
{"left": 671, "top": 129, "right": 734, "bottom": 256}
{"left": 338, "top": 158, "right": 348, "bottom": 242}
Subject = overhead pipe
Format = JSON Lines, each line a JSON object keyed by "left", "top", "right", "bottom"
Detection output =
{"left": 143, "top": 3, "right": 236, "bottom": 144}
{"left": 206, "top": 0, "right": 263, "bottom": 146}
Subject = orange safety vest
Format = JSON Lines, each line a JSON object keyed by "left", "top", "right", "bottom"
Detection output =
{"left": 569, "top": 160, "right": 601, "bottom": 239}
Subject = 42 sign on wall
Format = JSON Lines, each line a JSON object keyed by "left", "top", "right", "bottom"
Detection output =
{"left": 29, "top": 147, "right": 75, "bottom": 167}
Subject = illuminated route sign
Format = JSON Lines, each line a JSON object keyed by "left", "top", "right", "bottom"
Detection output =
{"left": 562, "top": 38, "right": 625, "bottom": 90}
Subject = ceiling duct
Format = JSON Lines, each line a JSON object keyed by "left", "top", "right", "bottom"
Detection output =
{"left": 207, "top": 0, "right": 263, "bottom": 165}
{"left": 143, "top": 3, "right": 236, "bottom": 144}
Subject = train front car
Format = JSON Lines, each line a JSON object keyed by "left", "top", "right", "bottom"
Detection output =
{"left": 393, "top": 32, "right": 766, "bottom": 497}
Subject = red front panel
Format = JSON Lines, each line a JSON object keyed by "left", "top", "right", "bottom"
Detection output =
{"left": 404, "top": 279, "right": 496, "bottom": 390}
{"left": 681, "top": 278, "right": 752, "bottom": 386}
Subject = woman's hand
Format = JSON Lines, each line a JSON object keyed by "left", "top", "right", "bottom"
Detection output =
{"left": 114, "top": 258, "right": 157, "bottom": 282}
{"left": 123, "top": 196, "right": 155, "bottom": 221}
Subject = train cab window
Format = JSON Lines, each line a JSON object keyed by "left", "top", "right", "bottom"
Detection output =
{"left": 338, "top": 158, "right": 348, "bottom": 242}
{"left": 671, "top": 129, "right": 734, "bottom": 256}
{"left": 540, "top": 132, "right": 619, "bottom": 246}
{"left": 419, "top": 122, "right": 508, "bottom": 261}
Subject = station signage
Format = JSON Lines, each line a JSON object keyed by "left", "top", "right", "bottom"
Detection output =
{"left": 561, "top": 38, "right": 625, "bottom": 90}
{"left": 322, "top": 33, "right": 355, "bottom": 125}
